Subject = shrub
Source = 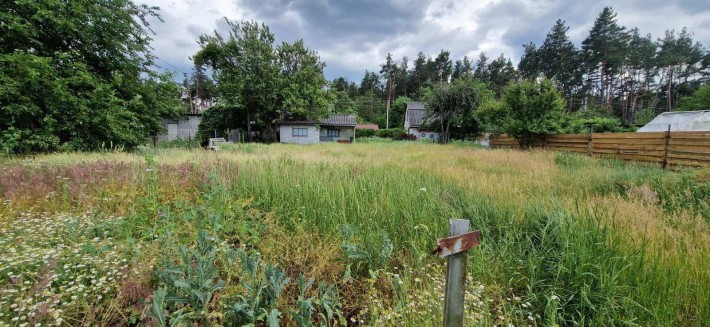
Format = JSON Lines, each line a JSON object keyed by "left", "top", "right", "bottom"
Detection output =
{"left": 564, "top": 111, "right": 635, "bottom": 133}
{"left": 355, "top": 128, "right": 377, "bottom": 138}
{"left": 376, "top": 128, "right": 406, "bottom": 139}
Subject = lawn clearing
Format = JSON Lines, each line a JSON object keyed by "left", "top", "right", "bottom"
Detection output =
{"left": 1, "top": 142, "right": 709, "bottom": 326}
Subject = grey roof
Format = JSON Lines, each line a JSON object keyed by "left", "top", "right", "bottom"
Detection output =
{"left": 280, "top": 120, "right": 317, "bottom": 126}
{"left": 320, "top": 114, "right": 356, "bottom": 126}
{"left": 638, "top": 110, "right": 710, "bottom": 132}
{"left": 407, "top": 101, "right": 425, "bottom": 110}
{"left": 406, "top": 108, "right": 425, "bottom": 127}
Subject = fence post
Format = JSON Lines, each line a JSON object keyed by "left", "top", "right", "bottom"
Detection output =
{"left": 587, "top": 126, "right": 593, "bottom": 156}
{"left": 662, "top": 125, "right": 671, "bottom": 169}
{"left": 443, "top": 219, "right": 470, "bottom": 327}
{"left": 543, "top": 134, "right": 548, "bottom": 149}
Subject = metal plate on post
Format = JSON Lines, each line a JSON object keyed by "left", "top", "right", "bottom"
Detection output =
{"left": 433, "top": 230, "right": 481, "bottom": 258}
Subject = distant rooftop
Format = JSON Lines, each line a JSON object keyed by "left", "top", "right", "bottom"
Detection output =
{"left": 406, "top": 101, "right": 425, "bottom": 110}
{"left": 356, "top": 124, "right": 379, "bottom": 130}
{"left": 281, "top": 113, "right": 356, "bottom": 127}
{"left": 320, "top": 114, "right": 356, "bottom": 126}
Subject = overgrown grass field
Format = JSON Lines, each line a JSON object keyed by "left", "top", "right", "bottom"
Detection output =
{"left": 1, "top": 142, "right": 709, "bottom": 326}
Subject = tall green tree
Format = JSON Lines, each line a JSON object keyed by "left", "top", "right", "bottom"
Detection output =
{"left": 488, "top": 54, "right": 518, "bottom": 97}
{"left": 621, "top": 29, "right": 658, "bottom": 122}
{"left": 582, "top": 7, "right": 630, "bottom": 110}
{"left": 452, "top": 56, "right": 474, "bottom": 79}
{"left": 518, "top": 43, "right": 541, "bottom": 80}
{"left": 540, "top": 20, "right": 583, "bottom": 108}
{"left": 0, "top": 0, "right": 183, "bottom": 153}
{"left": 473, "top": 52, "right": 491, "bottom": 82}
{"left": 432, "top": 50, "right": 453, "bottom": 83}
{"left": 422, "top": 77, "right": 493, "bottom": 143}
{"left": 657, "top": 28, "right": 705, "bottom": 111}
{"left": 477, "top": 80, "right": 566, "bottom": 148}
{"left": 408, "top": 52, "right": 430, "bottom": 95}
{"left": 194, "top": 20, "right": 329, "bottom": 142}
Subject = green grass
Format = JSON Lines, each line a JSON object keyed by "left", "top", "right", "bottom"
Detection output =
{"left": 0, "top": 142, "right": 708, "bottom": 326}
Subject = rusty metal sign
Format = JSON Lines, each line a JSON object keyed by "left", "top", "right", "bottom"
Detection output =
{"left": 432, "top": 230, "right": 481, "bottom": 258}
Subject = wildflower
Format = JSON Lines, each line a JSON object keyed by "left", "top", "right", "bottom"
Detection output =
{"left": 550, "top": 295, "right": 559, "bottom": 301}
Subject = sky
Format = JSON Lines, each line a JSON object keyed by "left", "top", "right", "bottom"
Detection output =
{"left": 143, "top": 0, "right": 710, "bottom": 83}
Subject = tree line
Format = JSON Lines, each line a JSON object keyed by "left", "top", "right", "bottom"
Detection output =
{"left": 3, "top": 2, "right": 709, "bottom": 152}
{"left": 326, "top": 7, "right": 709, "bottom": 132}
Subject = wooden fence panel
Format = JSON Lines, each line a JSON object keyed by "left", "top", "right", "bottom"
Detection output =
{"left": 490, "top": 132, "right": 710, "bottom": 168}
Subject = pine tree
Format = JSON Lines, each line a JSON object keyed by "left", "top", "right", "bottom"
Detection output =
{"left": 432, "top": 50, "right": 453, "bottom": 83}
{"left": 473, "top": 52, "right": 490, "bottom": 82}
{"left": 518, "top": 43, "right": 540, "bottom": 80}
{"left": 452, "top": 56, "right": 473, "bottom": 79}
{"left": 539, "top": 19, "right": 583, "bottom": 108}
{"left": 488, "top": 54, "right": 517, "bottom": 97}
{"left": 581, "top": 7, "right": 630, "bottom": 111}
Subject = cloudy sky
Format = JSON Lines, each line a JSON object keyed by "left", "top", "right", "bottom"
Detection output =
{"left": 143, "top": 0, "right": 710, "bottom": 82}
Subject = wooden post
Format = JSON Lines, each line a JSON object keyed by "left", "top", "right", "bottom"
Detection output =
{"left": 662, "top": 124, "right": 671, "bottom": 169}
{"left": 543, "top": 134, "right": 548, "bottom": 149}
{"left": 443, "top": 219, "right": 469, "bottom": 327}
{"left": 587, "top": 125, "right": 593, "bottom": 156}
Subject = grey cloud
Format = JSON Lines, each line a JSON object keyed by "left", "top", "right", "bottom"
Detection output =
{"left": 144, "top": 0, "right": 710, "bottom": 81}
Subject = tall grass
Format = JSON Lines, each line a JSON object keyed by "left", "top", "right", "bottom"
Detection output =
{"left": 1, "top": 143, "right": 708, "bottom": 325}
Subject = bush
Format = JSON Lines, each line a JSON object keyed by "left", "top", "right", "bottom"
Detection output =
{"left": 564, "top": 112, "right": 635, "bottom": 133}
{"left": 355, "top": 128, "right": 377, "bottom": 138}
{"left": 376, "top": 128, "right": 406, "bottom": 139}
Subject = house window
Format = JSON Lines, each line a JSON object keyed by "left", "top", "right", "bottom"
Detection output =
{"left": 292, "top": 128, "right": 308, "bottom": 137}
{"left": 327, "top": 129, "right": 340, "bottom": 137}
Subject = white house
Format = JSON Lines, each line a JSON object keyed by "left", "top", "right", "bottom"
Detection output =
{"left": 279, "top": 114, "right": 356, "bottom": 144}
{"left": 638, "top": 110, "right": 710, "bottom": 132}
{"left": 404, "top": 101, "right": 439, "bottom": 141}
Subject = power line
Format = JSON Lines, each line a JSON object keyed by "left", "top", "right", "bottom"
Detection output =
{"left": 153, "top": 55, "right": 189, "bottom": 75}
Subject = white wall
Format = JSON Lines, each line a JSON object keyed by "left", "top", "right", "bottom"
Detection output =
{"left": 158, "top": 115, "right": 201, "bottom": 141}
{"left": 319, "top": 127, "right": 354, "bottom": 142}
{"left": 416, "top": 130, "right": 440, "bottom": 141}
{"left": 279, "top": 125, "right": 319, "bottom": 144}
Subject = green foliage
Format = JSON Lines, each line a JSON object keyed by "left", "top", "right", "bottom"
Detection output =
{"left": 196, "top": 105, "right": 244, "bottom": 143}
{"left": 678, "top": 83, "right": 710, "bottom": 111}
{"left": 292, "top": 275, "right": 344, "bottom": 326}
{"left": 0, "top": 0, "right": 184, "bottom": 153}
{"left": 564, "top": 109, "right": 635, "bottom": 133}
{"left": 152, "top": 231, "right": 226, "bottom": 325}
{"left": 478, "top": 79, "right": 566, "bottom": 148}
{"left": 228, "top": 250, "right": 290, "bottom": 326}
{"left": 194, "top": 20, "right": 329, "bottom": 142}
{"left": 375, "top": 128, "right": 406, "bottom": 139}
{"left": 355, "top": 128, "right": 377, "bottom": 138}
{"left": 539, "top": 20, "right": 583, "bottom": 103}
{"left": 423, "top": 77, "right": 494, "bottom": 143}
{"left": 340, "top": 225, "right": 393, "bottom": 278}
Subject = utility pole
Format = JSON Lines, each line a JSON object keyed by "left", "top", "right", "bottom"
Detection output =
{"left": 386, "top": 68, "right": 395, "bottom": 129}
